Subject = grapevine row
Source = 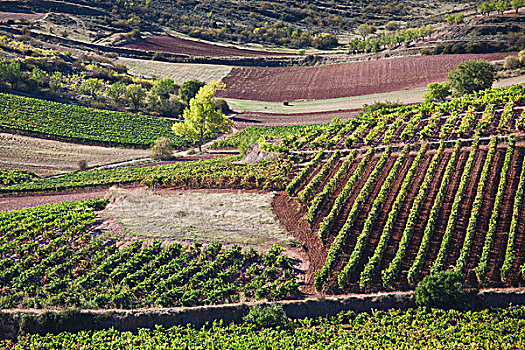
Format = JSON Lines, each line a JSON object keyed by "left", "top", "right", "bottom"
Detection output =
{"left": 475, "top": 135, "right": 516, "bottom": 284}
{"left": 360, "top": 143, "right": 427, "bottom": 290}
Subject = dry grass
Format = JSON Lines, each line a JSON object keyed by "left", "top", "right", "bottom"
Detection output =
{"left": 0, "top": 133, "right": 148, "bottom": 176}
{"left": 117, "top": 57, "right": 234, "bottom": 84}
{"left": 103, "top": 188, "right": 295, "bottom": 248}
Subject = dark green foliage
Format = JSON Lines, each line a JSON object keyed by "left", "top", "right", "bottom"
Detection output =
{"left": 243, "top": 304, "right": 291, "bottom": 329}
{"left": 415, "top": 269, "right": 474, "bottom": 310}
{"left": 178, "top": 80, "right": 206, "bottom": 104}
{"left": 448, "top": 60, "right": 495, "bottom": 96}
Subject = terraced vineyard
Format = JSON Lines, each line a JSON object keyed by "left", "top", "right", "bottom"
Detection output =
{"left": 0, "top": 200, "right": 298, "bottom": 309}
{"left": 0, "top": 93, "right": 186, "bottom": 148}
{"left": 255, "top": 85, "right": 525, "bottom": 153}
{"left": 286, "top": 134, "right": 525, "bottom": 293}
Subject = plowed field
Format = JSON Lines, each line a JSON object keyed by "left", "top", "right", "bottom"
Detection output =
{"left": 122, "top": 36, "right": 289, "bottom": 57}
{"left": 218, "top": 53, "right": 513, "bottom": 101}
{"left": 0, "top": 12, "right": 44, "bottom": 22}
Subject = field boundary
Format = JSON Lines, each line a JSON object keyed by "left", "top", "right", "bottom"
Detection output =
{"left": 1, "top": 288, "right": 524, "bottom": 339}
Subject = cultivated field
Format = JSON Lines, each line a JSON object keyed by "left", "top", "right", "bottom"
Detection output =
{"left": 0, "top": 133, "right": 148, "bottom": 177}
{"left": 122, "top": 36, "right": 290, "bottom": 58}
{"left": 117, "top": 58, "right": 234, "bottom": 84}
{"left": 218, "top": 53, "right": 513, "bottom": 102}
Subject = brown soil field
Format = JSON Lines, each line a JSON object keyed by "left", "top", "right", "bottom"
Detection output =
{"left": 218, "top": 53, "right": 514, "bottom": 102}
{"left": 0, "top": 12, "right": 44, "bottom": 22}
{"left": 122, "top": 36, "right": 289, "bottom": 58}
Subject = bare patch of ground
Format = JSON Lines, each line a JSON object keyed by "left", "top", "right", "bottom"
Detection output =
{"left": 117, "top": 58, "right": 234, "bottom": 84}
{"left": 102, "top": 187, "right": 297, "bottom": 249}
{"left": 0, "top": 133, "right": 148, "bottom": 176}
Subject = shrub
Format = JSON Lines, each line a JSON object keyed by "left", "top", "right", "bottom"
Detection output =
{"left": 424, "top": 82, "right": 451, "bottom": 103}
{"left": 415, "top": 269, "right": 474, "bottom": 310}
{"left": 214, "top": 98, "right": 231, "bottom": 114}
{"left": 504, "top": 56, "right": 521, "bottom": 70}
{"left": 243, "top": 304, "right": 291, "bottom": 329}
{"left": 77, "top": 160, "right": 88, "bottom": 171}
{"left": 150, "top": 137, "right": 173, "bottom": 160}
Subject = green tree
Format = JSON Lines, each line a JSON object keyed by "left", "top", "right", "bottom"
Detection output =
{"left": 107, "top": 82, "right": 127, "bottom": 104}
{"left": 178, "top": 79, "right": 206, "bottom": 104}
{"left": 152, "top": 78, "right": 176, "bottom": 100}
{"left": 513, "top": 0, "right": 524, "bottom": 13}
{"left": 126, "top": 84, "right": 146, "bottom": 109}
{"left": 448, "top": 60, "right": 495, "bottom": 95}
{"left": 415, "top": 269, "right": 475, "bottom": 310}
{"left": 172, "top": 81, "right": 233, "bottom": 152}
{"left": 357, "top": 23, "right": 376, "bottom": 39}
{"left": 424, "top": 82, "right": 451, "bottom": 103}
{"left": 49, "top": 71, "right": 63, "bottom": 94}
{"left": 78, "top": 78, "right": 103, "bottom": 98}
{"left": 150, "top": 137, "right": 173, "bottom": 160}
{"left": 0, "top": 61, "right": 23, "bottom": 90}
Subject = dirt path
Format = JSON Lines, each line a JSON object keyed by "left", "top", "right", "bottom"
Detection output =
{"left": 0, "top": 188, "right": 110, "bottom": 211}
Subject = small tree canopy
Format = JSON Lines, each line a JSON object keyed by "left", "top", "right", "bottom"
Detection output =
{"left": 172, "top": 81, "right": 233, "bottom": 151}
{"left": 178, "top": 79, "right": 206, "bottom": 104}
{"left": 424, "top": 82, "right": 451, "bottom": 103}
{"left": 152, "top": 78, "right": 176, "bottom": 100}
{"left": 126, "top": 84, "right": 146, "bottom": 109}
{"left": 448, "top": 60, "right": 495, "bottom": 96}
{"left": 415, "top": 269, "right": 475, "bottom": 310}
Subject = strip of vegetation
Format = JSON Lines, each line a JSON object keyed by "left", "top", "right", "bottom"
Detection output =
{"left": 360, "top": 143, "right": 426, "bottom": 290}
{"left": 501, "top": 146, "right": 525, "bottom": 282}
{"left": 430, "top": 137, "right": 479, "bottom": 274}
{"left": 382, "top": 141, "right": 445, "bottom": 288}
{"left": 406, "top": 140, "right": 462, "bottom": 286}
{"left": 315, "top": 147, "right": 390, "bottom": 291}
{"left": 3, "top": 306, "right": 525, "bottom": 347}
{"left": 0, "top": 169, "right": 37, "bottom": 186}
{"left": 338, "top": 145, "right": 407, "bottom": 288}
{"left": 475, "top": 135, "right": 516, "bottom": 284}
{"left": 285, "top": 151, "right": 324, "bottom": 197}
{"left": 455, "top": 137, "right": 497, "bottom": 274}
{"left": 317, "top": 149, "right": 373, "bottom": 242}
{"left": 306, "top": 151, "right": 356, "bottom": 225}
{"left": 1, "top": 157, "right": 293, "bottom": 193}
{"left": 297, "top": 151, "right": 341, "bottom": 204}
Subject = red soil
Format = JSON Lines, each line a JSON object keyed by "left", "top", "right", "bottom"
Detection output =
{"left": 122, "top": 36, "right": 289, "bottom": 58}
{"left": 233, "top": 110, "right": 359, "bottom": 129}
{"left": 0, "top": 12, "right": 44, "bottom": 22}
{"left": 218, "top": 53, "right": 513, "bottom": 102}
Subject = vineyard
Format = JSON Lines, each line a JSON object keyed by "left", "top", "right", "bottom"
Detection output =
{"left": 2, "top": 306, "right": 525, "bottom": 348}
{"left": 0, "top": 93, "right": 186, "bottom": 148}
{"left": 253, "top": 84, "right": 525, "bottom": 153}
{"left": 0, "top": 200, "right": 298, "bottom": 309}
{"left": 250, "top": 83, "right": 525, "bottom": 293}
{"left": 0, "top": 156, "right": 292, "bottom": 194}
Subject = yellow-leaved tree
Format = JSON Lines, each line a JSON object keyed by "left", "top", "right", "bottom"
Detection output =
{"left": 172, "top": 81, "right": 233, "bottom": 152}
